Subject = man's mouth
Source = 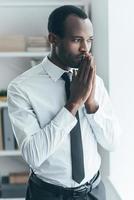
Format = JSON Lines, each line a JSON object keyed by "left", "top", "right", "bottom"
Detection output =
{"left": 76, "top": 54, "right": 86, "bottom": 60}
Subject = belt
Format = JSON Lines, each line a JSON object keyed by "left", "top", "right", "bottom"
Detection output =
{"left": 30, "top": 171, "right": 100, "bottom": 198}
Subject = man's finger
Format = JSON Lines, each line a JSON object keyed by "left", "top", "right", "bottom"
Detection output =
{"left": 87, "top": 65, "right": 94, "bottom": 88}
{"left": 77, "top": 56, "right": 87, "bottom": 79}
{"left": 83, "top": 56, "right": 92, "bottom": 84}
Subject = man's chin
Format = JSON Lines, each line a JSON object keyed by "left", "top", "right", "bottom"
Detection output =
{"left": 69, "top": 60, "right": 81, "bottom": 69}
{"left": 73, "top": 61, "right": 81, "bottom": 69}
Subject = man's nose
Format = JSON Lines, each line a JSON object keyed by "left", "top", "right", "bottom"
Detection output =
{"left": 79, "top": 41, "right": 89, "bottom": 53}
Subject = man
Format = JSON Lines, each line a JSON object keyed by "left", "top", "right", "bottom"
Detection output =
{"left": 7, "top": 5, "right": 121, "bottom": 200}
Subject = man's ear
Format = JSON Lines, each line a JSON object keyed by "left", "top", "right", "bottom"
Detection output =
{"left": 48, "top": 33, "right": 59, "bottom": 46}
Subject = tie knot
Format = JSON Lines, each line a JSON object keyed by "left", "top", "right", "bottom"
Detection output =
{"left": 61, "top": 72, "right": 70, "bottom": 83}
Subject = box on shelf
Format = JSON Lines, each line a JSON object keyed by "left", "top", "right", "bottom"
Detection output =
{"left": 0, "top": 35, "right": 26, "bottom": 52}
{"left": 9, "top": 172, "right": 29, "bottom": 184}
{"left": 0, "top": 96, "right": 7, "bottom": 102}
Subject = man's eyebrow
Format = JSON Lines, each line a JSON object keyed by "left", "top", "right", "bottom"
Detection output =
{"left": 71, "top": 36, "right": 94, "bottom": 39}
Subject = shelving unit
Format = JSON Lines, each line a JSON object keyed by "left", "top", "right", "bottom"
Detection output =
{"left": 0, "top": 51, "right": 49, "bottom": 58}
{"left": 0, "top": 0, "right": 89, "bottom": 198}
{"left": 0, "top": 0, "right": 89, "bottom": 150}
{"left": 0, "top": 150, "right": 21, "bottom": 157}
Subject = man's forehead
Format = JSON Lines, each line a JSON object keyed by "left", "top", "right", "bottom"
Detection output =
{"left": 64, "top": 15, "right": 93, "bottom": 36}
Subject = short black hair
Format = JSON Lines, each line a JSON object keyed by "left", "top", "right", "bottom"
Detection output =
{"left": 48, "top": 5, "right": 88, "bottom": 38}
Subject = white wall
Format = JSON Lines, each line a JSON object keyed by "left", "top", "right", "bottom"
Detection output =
{"left": 90, "top": 0, "right": 110, "bottom": 178}
{"left": 108, "top": 0, "right": 134, "bottom": 199}
{"left": 91, "top": 0, "right": 134, "bottom": 199}
{"left": 90, "top": 0, "right": 109, "bottom": 90}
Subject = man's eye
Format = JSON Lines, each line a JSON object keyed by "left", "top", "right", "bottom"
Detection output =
{"left": 87, "top": 39, "right": 93, "bottom": 43}
{"left": 73, "top": 39, "right": 81, "bottom": 43}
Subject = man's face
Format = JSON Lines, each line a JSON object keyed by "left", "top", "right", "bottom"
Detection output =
{"left": 55, "top": 15, "right": 94, "bottom": 68}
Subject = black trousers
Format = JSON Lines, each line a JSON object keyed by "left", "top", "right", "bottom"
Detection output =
{"left": 26, "top": 174, "right": 106, "bottom": 200}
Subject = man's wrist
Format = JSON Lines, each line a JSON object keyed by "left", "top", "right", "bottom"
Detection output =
{"left": 65, "top": 101, "right": 80, "bottom": 116}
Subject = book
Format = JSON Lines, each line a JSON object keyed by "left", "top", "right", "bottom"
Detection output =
{"left": 0, "top": 90, "right": 7, "bottom": 102}
{"left": 1, "top": 175, "right": 9, "bottom": 184}
{"left": 1, "top": 107, "right": 15, "bottom": 150}
{"left": 0, "top": 111, "right": 3, "bottom": 150}
{"left": 0, "top": 126, "right": 3, "bottom": 150}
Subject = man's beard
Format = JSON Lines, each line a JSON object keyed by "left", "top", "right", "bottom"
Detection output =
{"left": 68, "top": 55, "right": 85, "bottom": 69}
{"left": 58, "top": 51, "right": 85, "bottom": 69}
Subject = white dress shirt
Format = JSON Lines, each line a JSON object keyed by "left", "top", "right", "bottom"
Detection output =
{"left": 7, "top": 56, "right": 121, "bottom": 188}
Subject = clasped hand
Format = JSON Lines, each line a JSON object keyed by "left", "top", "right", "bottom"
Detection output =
{"left": 69, "top": 53, "right": 99, "bottom": 114}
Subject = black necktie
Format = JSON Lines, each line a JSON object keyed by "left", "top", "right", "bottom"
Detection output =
{"left": 62, "top": 73, "right": 85, "bottom": 183}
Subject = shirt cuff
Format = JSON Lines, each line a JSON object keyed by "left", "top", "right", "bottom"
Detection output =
{"left": 53, "top": 107, "right": 77, "bottom": 134}
{"left": 83, "top": 106, "right": 102, "bottom": 127}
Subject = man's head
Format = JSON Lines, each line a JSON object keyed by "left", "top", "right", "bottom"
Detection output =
{"left": 48, "top": 5, "right": 94, "bottom": 69}
{"left": 48, "top": 5, "right": 88, "bottom": 38}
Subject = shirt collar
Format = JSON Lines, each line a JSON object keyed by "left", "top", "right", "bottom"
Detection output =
{"left": 42, "top": 56, "right": 70, "bottom": 82}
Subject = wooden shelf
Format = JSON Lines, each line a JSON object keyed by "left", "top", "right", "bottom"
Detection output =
{"left": 0, "top": 52, "right": 49, "bottom": 58}
{"left": 0, "top": 150, "right": 21, "bottom": 156}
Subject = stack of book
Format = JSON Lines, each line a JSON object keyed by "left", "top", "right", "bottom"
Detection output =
{"left": 9, "top": 172, "right": 29, "bottom": 184}
{"left": 26, "top": 36, "right": 50, "bottom": 52}
{"left": 0, "top": 172, "right": 28, "bottom": 198}
{"left": 0, "top": 35, "right": 26, "bottom": 52}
